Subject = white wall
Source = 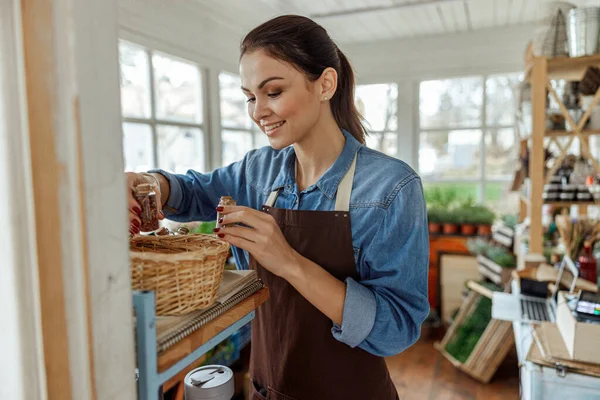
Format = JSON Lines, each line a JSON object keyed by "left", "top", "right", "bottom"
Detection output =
{"left": 117, "top": 2, "right": 536, "bottom": 169}
{"left": 0, "top": 2, "right": 46, "bottom": 399}
{"left": 341, "top": 24, "right": 535, "bottom": 168}
{"left": 343, "top": 24, "right": 535, "bottom": 83}
{"left": 119, "top": 0, "right": 241, "bottom": 73}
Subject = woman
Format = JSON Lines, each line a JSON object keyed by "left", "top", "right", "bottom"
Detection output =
{"left": 128, "top": 15, "right": 429, "bottom": 400}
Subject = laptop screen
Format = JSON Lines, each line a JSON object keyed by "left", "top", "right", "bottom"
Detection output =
{"left": 555, "top": 255, "right": 579, "bottom": 294}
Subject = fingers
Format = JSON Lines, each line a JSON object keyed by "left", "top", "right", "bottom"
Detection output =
{"left": 217, "top": 206, "right": 271, "bottom": 230}
{"left": 214, "top": 225, "right": 257, "bottom": 243}
{"left": 217, "top": 230, "right": 256, "bottom": 253}
{"left": 129, "top": 211, "right": 141, "bottom": 235}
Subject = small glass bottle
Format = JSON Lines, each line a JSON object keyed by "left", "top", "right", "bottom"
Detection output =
{"left": 133, "top": 183, "right": 159, "bottom": 232}
{"left": 216, "top": 196, "right": 236, "bottom": 229}
{"left": 578, "top": 241, "right": 597, "bottom": 284}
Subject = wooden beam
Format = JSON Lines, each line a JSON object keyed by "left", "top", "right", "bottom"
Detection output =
{"left": 20, "top": 0, "right": 73, "bottom": 397}
{"left": 530, "top": 57, "right": 547, "bottom": 254}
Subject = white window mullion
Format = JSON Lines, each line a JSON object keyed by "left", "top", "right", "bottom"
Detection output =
{"left": 146, "top": 49, "right": 159, "bottom": 169}
{"left": 480, "top": 75, "right": 487, "bottom": 203}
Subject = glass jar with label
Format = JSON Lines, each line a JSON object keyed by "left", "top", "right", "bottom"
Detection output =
{"left": 133, "top": 183, "right": 159, "bottom": 232}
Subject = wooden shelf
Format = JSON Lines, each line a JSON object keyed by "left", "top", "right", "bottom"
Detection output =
{"left": 545, "top": 129, "right": 600, "bottom": 137}
{"left": 157, "top": 287, "right": 269, "bottom": 373}
{"left": 526, "top": 54, "right": 600, "bottom": 81}
{"left": 520, "top": 194, "right": 597, "bottom": 207}
{"left": 520, "top": 130, "right": 600, "bottom": 141}
{"left": 543, "top": 201, "right": 598, "bottom": 207}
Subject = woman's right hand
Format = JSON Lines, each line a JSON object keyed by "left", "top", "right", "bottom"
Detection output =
{"left": 126, "top": 172, "right": 165, "bottom": 235}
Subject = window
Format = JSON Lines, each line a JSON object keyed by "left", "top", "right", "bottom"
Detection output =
{"left": 419, "top": 74, "right": 521, "bottom": 214}
{"left": 219, "top": 72, "right": 269, "bottom": 166}
{"left": 118, "top": 41, "right": 205, "bottom": 173}
{"left": 355, "top": 83, "right": 398, "bottom": 156}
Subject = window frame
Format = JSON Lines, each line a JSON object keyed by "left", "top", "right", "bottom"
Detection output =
{"left": 418, "top": 73, "right": 520, "bottom": 202}
{"left": 120, "top": 40, "right": 207, "bottom": 172}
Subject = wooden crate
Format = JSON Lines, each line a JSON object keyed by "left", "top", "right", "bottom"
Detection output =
{"left": 477, "top": 255, "right": 513, "bottom": 286}
{"left": 434, "top": 281, "right": 515, "bottom": 383}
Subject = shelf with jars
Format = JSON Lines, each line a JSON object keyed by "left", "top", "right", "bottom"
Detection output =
{"left": 516, "top": 53, "right": 600, "bottom": 255}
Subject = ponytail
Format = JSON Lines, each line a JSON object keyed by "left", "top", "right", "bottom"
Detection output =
{"left": 241, "top": 15, "right": 367, "bottom": 145}
{"left": 332, "top": 49, "right": 366, "bottom": 145}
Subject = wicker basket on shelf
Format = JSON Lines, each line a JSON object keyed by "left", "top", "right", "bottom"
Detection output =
{"left": 130, "top": 234, "right": 230, "bottom": 316}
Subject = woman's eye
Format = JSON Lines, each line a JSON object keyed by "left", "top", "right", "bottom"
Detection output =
{"left": 268, "top": 91, "right": 282, "bottom": 98}
{"left": 246, "top": 97, "right": 256, "bottom": 104}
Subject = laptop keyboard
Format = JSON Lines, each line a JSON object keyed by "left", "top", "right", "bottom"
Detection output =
{"left": 520, "top": 299, "right": 550, "bottom": 322}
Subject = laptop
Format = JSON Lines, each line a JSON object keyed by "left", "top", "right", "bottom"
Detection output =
{"left": 492, "top": 255, "right": 579, "bottom": 323}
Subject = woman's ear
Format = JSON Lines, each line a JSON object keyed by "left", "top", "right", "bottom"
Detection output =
{"left": 319, "top": 67, "right": 338, "bottom": 102}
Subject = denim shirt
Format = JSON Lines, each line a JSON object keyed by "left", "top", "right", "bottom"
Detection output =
{"left": 152, "top": 129, "right": 429, "bottom": 357}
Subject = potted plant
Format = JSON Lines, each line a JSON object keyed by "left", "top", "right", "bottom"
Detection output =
{"left": 427, "top": 207, "right": 443, "bottom": 234}
{"left": 472, "top": 206, "right": 495, "bottom": 236}
{"left": 457, "top": 207, "right": 478, "bottom": 236}
{"left": 442, "top": 209, "right": 460, "bottom": 235}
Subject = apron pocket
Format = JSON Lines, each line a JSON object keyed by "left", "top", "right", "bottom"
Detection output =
{"left": 267, "top": 386, "right": 300, "bottom": 400}
{"left": 250, "top": 379, "right": 268, "bottom": 400}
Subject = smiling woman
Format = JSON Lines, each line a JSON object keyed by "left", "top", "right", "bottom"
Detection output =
{"left": 125, "top": 14, "right": 428, "bottom": 400}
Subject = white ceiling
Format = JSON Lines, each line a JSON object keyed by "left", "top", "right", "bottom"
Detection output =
{"left": 193, "top": 0, "right": 598, "bottom": 44}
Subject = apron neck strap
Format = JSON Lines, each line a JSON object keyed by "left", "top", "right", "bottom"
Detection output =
{"left": 264, "top": 152, "right": 358, "bottom": 211}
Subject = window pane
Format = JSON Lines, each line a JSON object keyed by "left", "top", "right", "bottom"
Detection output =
{"left": 366, "top": 132, "right": 398, "bottom": 157}
{"left": 355, "top": 84, "right": 398, "bottom": 131}
{"left": 220, "top": 72, "right": 252, "bottom": 129}
{"left": 486, "top": 73, "right": 521, "bottom": 126}
{"left": 420, "top": 77, "right": 483, "bottom": 129}
{"left": 122, "top": 123, "right": 154, "bottom": 172}
{"left": 419, "top": 130, "right": 482, "bottom": 179}
{"left": 485, "top": 128, "right": 516, "bottom": 180}
{"left": 156, "top": 125, "right": 204, "bottom": 173}
{"left": 119, "top": 42, "right": 151, "bottom": 118}
{"left": 424, "top": 182, "right": 479, "bottom": 203}
{"left": 153, "top": 53, "right": 202, "bottom": 123}
{"left": 222, "top": 130, "right": 253, "bottom": 166}
{"left": 484, "top": 181, "right": 519, "bottom": 215}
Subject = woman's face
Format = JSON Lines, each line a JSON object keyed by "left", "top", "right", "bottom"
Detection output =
{"left": 240, "top": 49, "right": 322, "bottom": 150}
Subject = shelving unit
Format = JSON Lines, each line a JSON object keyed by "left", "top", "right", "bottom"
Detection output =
{"left": 519, "top": 54, "right": 600, "bottom": 254}
{"left": 134, "top": 287, "right": 269, "bottom": 400}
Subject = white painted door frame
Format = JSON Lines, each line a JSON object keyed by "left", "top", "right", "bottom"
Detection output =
{"left": 1, "top": 0, "right": 136, "bottom": 399}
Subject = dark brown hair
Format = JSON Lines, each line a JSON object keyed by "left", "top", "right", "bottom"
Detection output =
{"left": 240, "top": 15, "right": 366, "bottom": 144}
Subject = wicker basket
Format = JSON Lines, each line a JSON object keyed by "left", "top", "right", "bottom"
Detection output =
{"left": 130, "top": 234, "right": 230, "bottom": 316}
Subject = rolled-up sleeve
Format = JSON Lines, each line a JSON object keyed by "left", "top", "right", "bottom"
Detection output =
{"left": 148, "top": 152, "right": 251, "bottom": 222}
{"left": 331, "top": 177, "right": 429, "bottom": 357}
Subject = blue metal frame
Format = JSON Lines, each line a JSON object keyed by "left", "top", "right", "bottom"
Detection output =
{"left": 133, "top": 291, "right": 256, "bottom": 400}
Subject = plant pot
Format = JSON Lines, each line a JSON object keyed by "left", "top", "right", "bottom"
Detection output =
{"left": 461, "top": 224, "right": 477, "bottom": 236}
{"left": 442, "top": 223, "right": 459, "bottom": 235}
{"left": 477, "top": 224, "right": 492, "bottom": 236}
{"left": 429, "top": 222, "right": 441, "bottom": 234}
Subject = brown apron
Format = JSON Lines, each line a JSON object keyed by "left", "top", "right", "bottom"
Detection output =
{"left": 249, "top": 153, "right": 398, "bottom": 400}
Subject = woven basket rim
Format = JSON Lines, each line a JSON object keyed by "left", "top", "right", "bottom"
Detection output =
{"left": 130, "top": 233, "right": 229, "bottom": 261}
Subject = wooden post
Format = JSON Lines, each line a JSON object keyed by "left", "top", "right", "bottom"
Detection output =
{"left": 19, "top": 0, "right": 136, "bottom": 399}
{"left": 530, "top": 57, "right": 547, "bottom": 254}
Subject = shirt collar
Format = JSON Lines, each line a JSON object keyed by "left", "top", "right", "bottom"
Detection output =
{"left": 270, "top": 129, "right": 363, "bottom": 200}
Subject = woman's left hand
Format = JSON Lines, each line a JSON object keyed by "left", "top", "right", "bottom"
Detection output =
{"left": 215, "top": 206, "right": 300, "bottom": 278}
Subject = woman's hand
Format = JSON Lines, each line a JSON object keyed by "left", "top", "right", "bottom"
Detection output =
{"left": 214, "top": 206, "right": 300, "bottom": 278}
{"left": 126, "top": 172, "right": 165, "bottom": 235}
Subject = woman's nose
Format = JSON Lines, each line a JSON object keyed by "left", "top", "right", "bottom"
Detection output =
{"left": 252, "top": 98, "right": 271, "bottom": 121}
